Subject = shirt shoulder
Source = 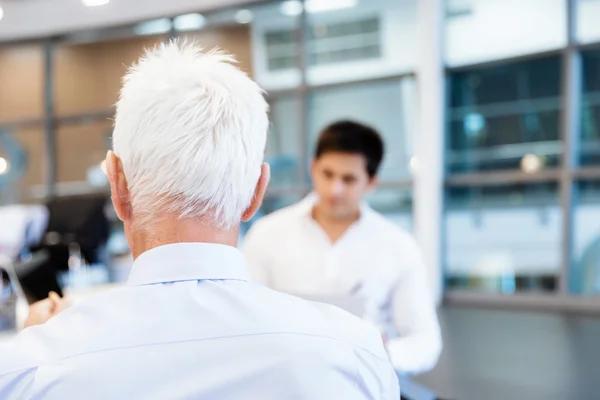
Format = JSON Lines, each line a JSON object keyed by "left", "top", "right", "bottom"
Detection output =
{"left": 243, "top": 202, "right": 306, "bottom": 253}
{"left": 0, "top": 284, "right": 388, "bottom": 374}
{"left": 365, "top": 209, "right": 416, "bottom": 243}
{"left": 362, "top": 209, "right": 424, "bottom": 274}
{"left": 260, "top": 287, "right": 388, "bottom": 360}
{"left": 260, "top": 292, "right": 397, "bottom": 398}
{"left": 0, "top": 285, "right": 153, "bottom": 378}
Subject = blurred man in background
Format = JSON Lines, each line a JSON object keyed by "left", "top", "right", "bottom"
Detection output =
{"left": 0, "top": 43, "right": 399, "bottom": 399}
{"left": 244, "top": 121, "right": 442, "bottom": 375}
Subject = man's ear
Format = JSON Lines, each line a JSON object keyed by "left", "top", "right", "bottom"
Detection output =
{"left": 242, "top": 163, "right": 271, "bottom": 222}
{"left": 105, "top": 150, "right": 132, "bottom": 222}
{"left": 309, "top": 159, "right": 316, "bottom": 182}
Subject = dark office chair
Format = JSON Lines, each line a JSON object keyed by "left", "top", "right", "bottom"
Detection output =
{"left": 22, "top": 194, "right": 110, "bottom": 301}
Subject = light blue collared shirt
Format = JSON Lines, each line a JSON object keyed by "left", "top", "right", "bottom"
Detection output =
{"left": 0, "top": 243, "right": 399, "bottom": 399}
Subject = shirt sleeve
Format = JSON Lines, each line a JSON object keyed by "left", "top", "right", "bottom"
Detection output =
{"left": 242, "top": 221, "right": 272, "bottom": 286}
{"left": 386, "top": 235, "right": 442, "bottom": 375}
{"left": 354, "top": 344, "right": 400, "bottom": 400}
{"left": 0, "top": 369, "right": 36, "bottom": 399}
{"left": 383, "top": 359, "right": 401, "bottom": 399}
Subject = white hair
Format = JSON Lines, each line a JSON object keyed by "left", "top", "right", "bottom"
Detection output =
{"left": 112, "top": 40, "right": 268, "bottom": 229}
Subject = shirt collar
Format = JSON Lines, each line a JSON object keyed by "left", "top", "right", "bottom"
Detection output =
{"left": 296, "top": 192, "right": 374, "bottom": 222}
{"left": 127, "top": 242, "right": 250, "bottom": 286}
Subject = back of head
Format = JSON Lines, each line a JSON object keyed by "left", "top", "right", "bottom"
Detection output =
{"left": 112, "top": 40, "right": 269, "bottom": 229}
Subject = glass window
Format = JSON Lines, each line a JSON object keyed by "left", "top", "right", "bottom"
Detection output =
{"left": 55, "top": 120, "right": 112, "bottom": 196}
{"left": 577, "top": 0, "right": 600, "bottom": 44}
{"left": 304, "top": 0, "right": 417, "bottom": 86}
{"left": 445, "top": 182, "right": 561, "bottom": 293}
{"left": 445, "top": 0, "right": 567, "bottom": 66}
{"left": 447, "top": 56, "right": 562, "bottom": 173}
{"left": 0, "top": 127, "right": 45, "bottom": 204}
{"left": 267, "top": 95, "right": 303, "bottom": 188}
{"left": 572, "top": 180, "right": 600, "bottom": 295}
{"left": 55, "top": 35, "right": 165, "bottom": 116}
{"left": 237, "top": 0, "right": 302, "bottom": 92}
{"left": 581, "top": 49, "right": 600, "bottom": 165}
{"left": 308, "top": 77, "right": 416, "bottom": 182}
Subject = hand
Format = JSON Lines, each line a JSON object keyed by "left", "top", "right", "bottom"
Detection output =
{"left": 24, "top": 292, "right": 70, "bottom": 328}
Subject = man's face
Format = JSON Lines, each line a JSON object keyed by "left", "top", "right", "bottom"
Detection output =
{"left": 311, "top": 152, "right": 376, "bottom": 220}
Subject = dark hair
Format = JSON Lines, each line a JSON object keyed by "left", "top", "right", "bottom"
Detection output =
{"left": 315, "top": 120, "right": 384, "bottom": 178}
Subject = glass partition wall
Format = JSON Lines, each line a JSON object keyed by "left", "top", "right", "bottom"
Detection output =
{"left": 3, "top": 0, "right": 600, "bottom": 311}
{"left": 0, "top": 0, "right": 418, "bottom": 234}
{"left": 444, "top": 0, "right": 600, "bottom": 310}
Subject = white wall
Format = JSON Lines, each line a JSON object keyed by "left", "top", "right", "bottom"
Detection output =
{"left": 446, "top": 0, "right": 567, "bottom": 66}
{"left": 577, "top": 0, "right": 600, "bottom": 44}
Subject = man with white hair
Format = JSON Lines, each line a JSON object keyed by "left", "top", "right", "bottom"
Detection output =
{"left": 0, "top": 42, "right": 399, "bottom": 399}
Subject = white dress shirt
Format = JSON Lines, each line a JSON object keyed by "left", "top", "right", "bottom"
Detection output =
{"left": 0, "top": 243, "right": 399, "bottom": 400}
{"left": 244, "top": 196, "right": 442, "bottom": 375}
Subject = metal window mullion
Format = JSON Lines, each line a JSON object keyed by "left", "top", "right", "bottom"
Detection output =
{"left": 446, "top": 169, "right": 562, "bottom": 187}
{"left": 43, "top": 38, "right": 57, "bottom": 199}
{"left": 167, "top": 18, "right": 178, "bottom": 42}
{"left": 445, "top": 289, "right": 600, "bottom": 314}
{"left": 572, "top": 166, "right": 600, "bottom": 179}
{"left": 559, "top": 0, "right": 581, "bottom": 294}
{"left": 446, "top": 48, "right": 565, "bottom": 73}
{"left": 305, "top": 72, "right": 416, "bottom": 92}
{"left": 297, "top": 1, "right": 309, "bottom": 185}
{"left": 576, "top": 40, "right": 600, "bottom": 52}
{"left": 377, "top": 180, "right": 415, "bottom": 189}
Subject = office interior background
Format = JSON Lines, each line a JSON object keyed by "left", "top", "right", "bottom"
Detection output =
{"left": 2, "top": 0, "right": 600, "bottom": 398}
{"left": 3, "top": 0, "right": 600, "bottom": 310}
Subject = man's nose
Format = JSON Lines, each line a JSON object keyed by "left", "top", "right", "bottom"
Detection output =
{"left": 330, "top": 180, "right": 345, "bottom": 196}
